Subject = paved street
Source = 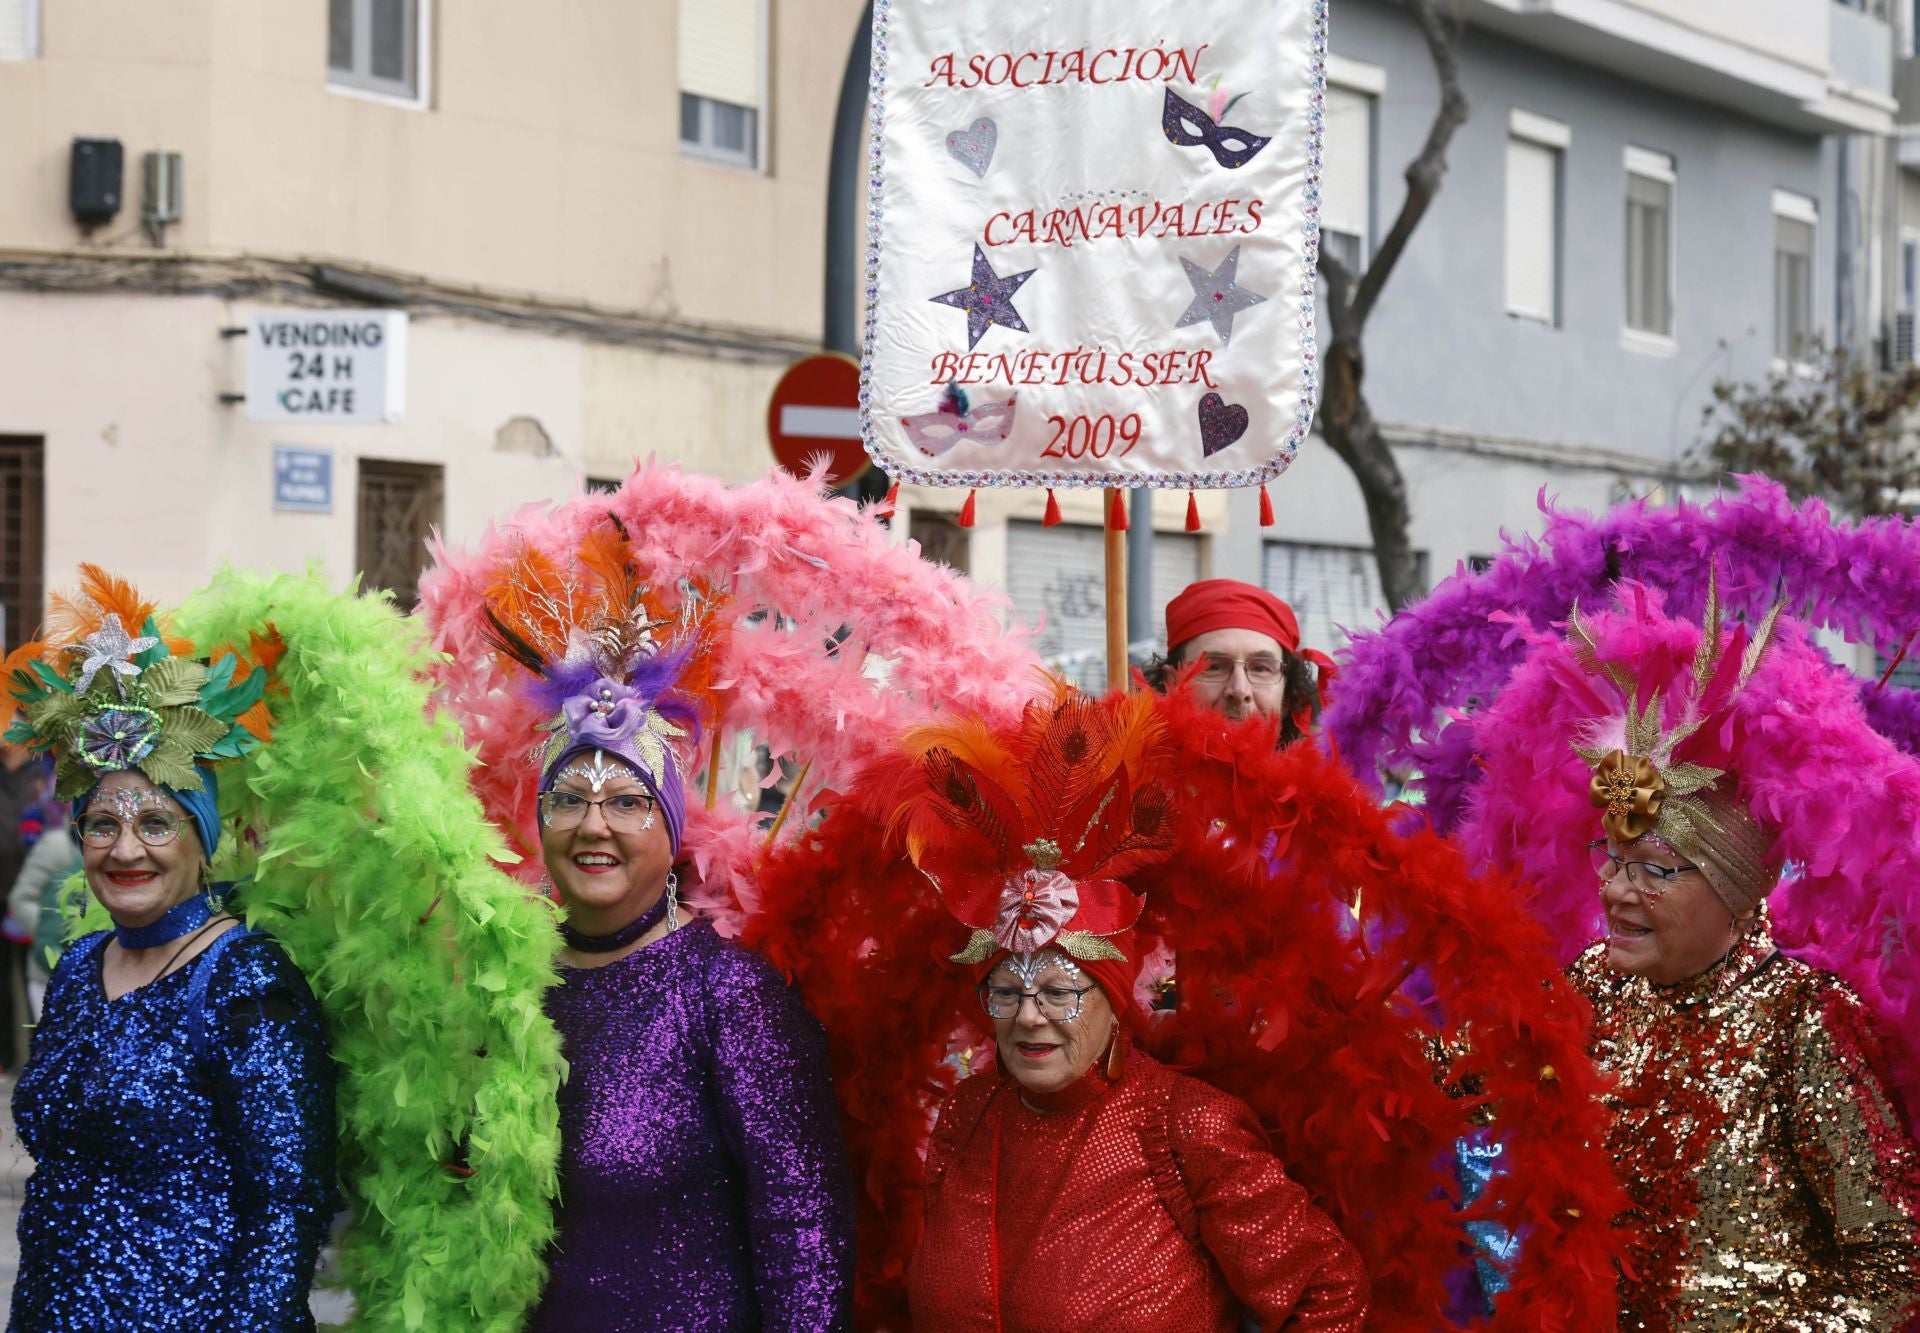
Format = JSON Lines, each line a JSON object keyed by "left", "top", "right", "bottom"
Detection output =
{"left": 0, "top": 1075, "right": 25, "bottom": 1309}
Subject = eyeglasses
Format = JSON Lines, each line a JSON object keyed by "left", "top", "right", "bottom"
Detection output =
{"left": 1194, "top": 653, "right": 1284, "bottom": 686}
{"left": 78, "top": 811, "right": 184, "bottom": 848}
{"left": 538, "top": 790, "right": 658, "bottom": 831}
{"left": 1588, "top": 839, "right": 1699, "bottom": 899}
{"left": 979, "top": 981, "right": 1093, "bottom": 1023}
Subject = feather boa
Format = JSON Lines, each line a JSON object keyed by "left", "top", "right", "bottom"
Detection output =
{"left": 1325, "top": 475, "right": 1920, "bottom": 802}
{"left": 750, "top": 686, "right": 1626, "bottom": 1332}
{"left": 418, "top": 463, "right": 1045, "bottom": 928}
{"left": 170, "top": 570, "right": 565, "bottom": 1332}
{"left": 1454, "top": 595, "right": 1920, "bottom": 1136}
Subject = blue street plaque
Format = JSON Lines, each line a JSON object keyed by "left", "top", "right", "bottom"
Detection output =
{"left": 273, "top": 445, "right": 333, "bottom": 513}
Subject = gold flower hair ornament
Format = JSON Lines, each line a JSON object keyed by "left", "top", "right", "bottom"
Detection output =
{"left": 1569, "top": 573, "right": 1782, "bottom": 855}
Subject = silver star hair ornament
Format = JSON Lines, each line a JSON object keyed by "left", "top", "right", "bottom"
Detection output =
{"left": 66, "top": 614, "right": 160, "bottom": 694}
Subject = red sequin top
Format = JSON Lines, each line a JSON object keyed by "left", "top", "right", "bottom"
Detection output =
{"left": 1571, "top": 928, "right": 1920, "bottom": 1331}
{"left": 907, "top": 1050, "right": 1369, "bottom": 1332}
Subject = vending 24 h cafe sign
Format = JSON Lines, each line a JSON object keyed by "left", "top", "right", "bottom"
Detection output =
{"left": 861, "top": 0, "right": 1328, "bottom": 516}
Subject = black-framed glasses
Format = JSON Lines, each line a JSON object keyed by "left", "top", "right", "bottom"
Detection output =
{"left": 1587, "top": 839, "right": 1698, "bottom": 899}
{"left": 979, "top": 980, "right": 1093, "bottom": 1023}
{"left": 1194, "top": 652, "right": 1284, "bottom": 686}
{"left": 78, "top": 811, "right": 183, "bottom": 848}
{"left": 538, "top": 790, "right": 658, "bottom": 831}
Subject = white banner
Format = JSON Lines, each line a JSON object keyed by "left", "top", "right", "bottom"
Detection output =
{"left": 861, "top": 0, "right": 1326, "bottom": 493}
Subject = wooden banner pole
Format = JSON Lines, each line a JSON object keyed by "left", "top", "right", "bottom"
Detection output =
{"left": 1104, "top": 492, "right": 1128, "bottom": 693}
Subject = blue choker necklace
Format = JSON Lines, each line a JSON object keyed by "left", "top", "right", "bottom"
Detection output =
{"left": 115, "top": 895, "right": 214, "bottom": 951}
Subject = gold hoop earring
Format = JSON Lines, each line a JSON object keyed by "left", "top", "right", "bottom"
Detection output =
{"left": 1105, "top": 1026, "right": 1124, "bottom": 1079}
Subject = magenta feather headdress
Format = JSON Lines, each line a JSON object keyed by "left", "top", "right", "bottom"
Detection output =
{"left": 1457, "top": 584, "right": 1920, "bottom": 1131}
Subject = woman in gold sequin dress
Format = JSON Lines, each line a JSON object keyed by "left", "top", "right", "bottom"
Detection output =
{"left": 1459, "top": 581, "right": 1920, "bottom": 1330}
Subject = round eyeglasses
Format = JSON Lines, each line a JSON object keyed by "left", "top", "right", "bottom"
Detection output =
{"left": 78, "top": 811, "right": 184, "bottom": 848}
{"left": 1588, "top": 839, "right": 1699, "bottom": 899}
{"left": 538, "top": 790, "right": 657, "bottom": 831}
{"left": 1194, "top": 652, "right": 1284, "bottom": 686}
{"left": 978, "top": 980, "right": 1093, "bottom": 1023}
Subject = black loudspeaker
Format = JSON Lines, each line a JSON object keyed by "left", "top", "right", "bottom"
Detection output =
{"left": 70, "top": 138, "right": 124, "bottom": 230}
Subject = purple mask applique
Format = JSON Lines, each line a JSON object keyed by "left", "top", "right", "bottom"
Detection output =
{"left": 1162, "top": 90, "right": 1271, "bottom": 170}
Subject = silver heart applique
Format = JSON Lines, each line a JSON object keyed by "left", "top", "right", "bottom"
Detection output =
{"left": 946, "top": 118, "right": 997, "bottom": 178}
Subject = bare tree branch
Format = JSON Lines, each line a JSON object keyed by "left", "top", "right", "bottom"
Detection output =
{"left": 1350, "top": 0, "right": 1470, "bottom": 329}
{"left": 1307, "top": 0, "right": 1469, "bottom": 610}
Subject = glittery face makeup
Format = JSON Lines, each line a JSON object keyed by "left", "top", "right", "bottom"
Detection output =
{"left": 80, "top": 772, "right": 205, "bottom": 931}
{"left": 558, "top": 750, "right": 632, "bottom": 795}
{"left": 987, "top": 950, "right": 1112, "bottom": 1097}
{"left": 541, "top": 760, "right": 675, "bottom": 939}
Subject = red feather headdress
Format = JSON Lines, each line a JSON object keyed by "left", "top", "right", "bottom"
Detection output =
{"left": 890, "top": 682, "right": 1176, "bottom": 970}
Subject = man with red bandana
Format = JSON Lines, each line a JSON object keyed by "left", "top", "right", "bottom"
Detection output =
{"left": 1150, "top": 579, "right": 1334, "bottom": 741}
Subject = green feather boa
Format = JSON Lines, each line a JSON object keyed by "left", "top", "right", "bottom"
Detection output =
{"left": 166, "top": 569, "right": 564, "bottom": 1330}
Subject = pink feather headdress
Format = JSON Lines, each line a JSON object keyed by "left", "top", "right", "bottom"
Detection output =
{"left": 1458, "top": 582, "right": 1920, "bottom": 1131}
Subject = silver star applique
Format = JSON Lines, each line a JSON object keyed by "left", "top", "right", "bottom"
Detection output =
{"left": 1175, "top": 245, "right": 1268, "bottom": 347}
{"left": 67, "top": 614, "right": 160, "bottom": 693}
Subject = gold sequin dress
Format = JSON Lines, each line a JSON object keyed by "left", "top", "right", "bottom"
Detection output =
{"left": 1570, "top": 927, "right": 1920, "bottom": 1330}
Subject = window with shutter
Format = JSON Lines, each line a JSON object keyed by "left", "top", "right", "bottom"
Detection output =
{"left": 0, "top": 0, "right": 38, "bottom": 61}
{"left": 1773, "top": 217, "right": 1813, "bottom": 360}
{"left": 679, "top": 0, "right": 765, "bottom": 170}
{"left": 1624, "top": 151, "right": 1674, "bottom": 338}
{"left": 327, "top": 0, "right": 426, "bottom": 104}
{"left": 1260, "top": 541, "right": 1423, "bottom": 655}
{"left": 1320, "top": 85, "right": 1371, "bottom": 272}
{"left": 1505, "top": 136, "right": 1558, "bottom": 323}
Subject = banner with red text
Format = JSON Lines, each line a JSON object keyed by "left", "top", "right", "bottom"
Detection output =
{"left": 860, "top": 0, "right": 1328, "bottom": 493}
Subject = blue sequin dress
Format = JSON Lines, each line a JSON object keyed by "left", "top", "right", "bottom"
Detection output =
{"left": 9, "top": 927, "right": 338, "bottom": 1332}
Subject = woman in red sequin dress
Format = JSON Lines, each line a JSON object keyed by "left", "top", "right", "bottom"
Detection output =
{"left": 890, "top": 691, "right": 1368, "bottom": 1332}
{"left": 1460, "top": 582, "right": 1920, "bottom": 1330}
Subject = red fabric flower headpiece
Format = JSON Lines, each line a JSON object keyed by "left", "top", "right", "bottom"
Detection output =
{"left": 889, "top": 683, "right": 1178, "bottom": 1011}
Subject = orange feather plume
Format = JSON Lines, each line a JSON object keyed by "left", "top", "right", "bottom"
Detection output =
{"left": 41, "top": 563, "right": 160, "bottom": 647}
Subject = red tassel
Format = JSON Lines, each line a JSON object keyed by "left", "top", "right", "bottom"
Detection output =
{"left": 957, "top": 489, "right": 977, "bottom": 528}
{"left": 1043, "top": 488, "right": 1062, "bottom": 526}
{"left": 1108, "top": 489, "right": 1129, "bottom": 532}
{"left": 1259, "top": 484, "right": 1275, "bottom": 527}
{"left": 1185, "top": 492, "right": 1201, "bottom": 532}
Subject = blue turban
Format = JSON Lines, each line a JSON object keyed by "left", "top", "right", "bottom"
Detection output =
{"left": 71, "top": 765, "right": 221, "bottom": 860}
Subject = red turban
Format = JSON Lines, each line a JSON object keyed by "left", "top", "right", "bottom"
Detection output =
{"left": 1163, "top": 578, "right": 1337, "bottom": 732}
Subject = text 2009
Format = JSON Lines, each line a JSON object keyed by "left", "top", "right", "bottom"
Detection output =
{"left": 1040, "top": 413, "right": 1142, "bottom": 459}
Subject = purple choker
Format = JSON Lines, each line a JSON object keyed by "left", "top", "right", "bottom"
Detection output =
{"left": 559, "top": 890, "right": 670, "bottom": 953}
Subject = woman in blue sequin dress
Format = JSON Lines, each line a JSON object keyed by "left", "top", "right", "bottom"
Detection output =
{"left": 4, "top": 591, "right": 337, "bottom": 1332}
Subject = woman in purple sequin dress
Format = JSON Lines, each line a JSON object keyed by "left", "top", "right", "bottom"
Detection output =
{"left": 474, "top": 535, "right": 856, "bottom": 1332}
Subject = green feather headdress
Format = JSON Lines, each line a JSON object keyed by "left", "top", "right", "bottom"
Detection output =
{"left": 1, "top": 565, "right": 270, "bottom": 799}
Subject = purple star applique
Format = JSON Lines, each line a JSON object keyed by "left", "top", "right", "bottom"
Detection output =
{"left": 931, "top": 244, "right": 1037, "bottom": 350}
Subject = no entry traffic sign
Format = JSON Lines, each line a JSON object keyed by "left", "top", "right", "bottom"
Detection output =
{"left": 767, "top": 353, "right": 868, "bottom": 487}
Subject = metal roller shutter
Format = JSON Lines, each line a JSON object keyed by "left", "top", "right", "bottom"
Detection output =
{"left": 1007, "top": 521, "right": 1201, "bottom": 688}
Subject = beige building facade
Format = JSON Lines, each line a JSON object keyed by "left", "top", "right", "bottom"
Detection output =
{"left": 0, "top": 0, "right": 873, "bottom": 638}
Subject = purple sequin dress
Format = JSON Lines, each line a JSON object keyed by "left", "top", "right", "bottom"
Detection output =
{"left": 529, "top": 918, "right": 855, "bottom": 1332}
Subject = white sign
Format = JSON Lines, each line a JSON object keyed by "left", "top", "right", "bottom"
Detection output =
{"left": 246, "top": 309, "right": 408, "bottom": 423}
{"left": 861, "top": 0, "right": 1325, "bottom": 493}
